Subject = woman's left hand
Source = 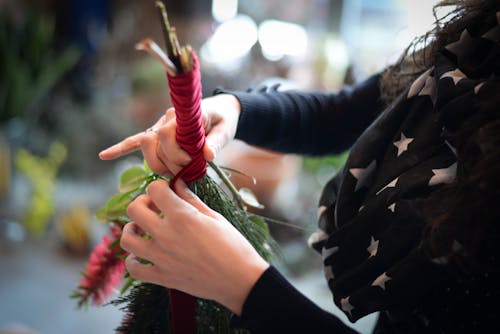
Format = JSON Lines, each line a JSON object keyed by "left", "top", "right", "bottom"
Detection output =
{"left": 120, "top": 179, "right": 269, "bottom": 315}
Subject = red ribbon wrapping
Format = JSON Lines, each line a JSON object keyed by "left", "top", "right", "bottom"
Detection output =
{"left": 168, "top": 52, "right": 207, "bottom": 187}
{"left": 166, "top": 52, "right": 206, "bottom": 334}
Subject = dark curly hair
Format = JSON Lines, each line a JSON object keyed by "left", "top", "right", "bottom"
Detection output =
{"left": 381, "top": 0, "right": 500, "bottom": 273}
{"left": 380, "top": 0, "right": 498, "bottom": 104}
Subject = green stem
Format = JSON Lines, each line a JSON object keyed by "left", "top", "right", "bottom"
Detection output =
{"left": 208, "top": 161, "right": 245, "bottom": 210}
{"left": 254, "top": 214, "right": 312, "bottom": 232}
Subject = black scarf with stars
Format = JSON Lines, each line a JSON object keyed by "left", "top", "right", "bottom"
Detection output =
{"left": 310, "top": 10, "right": 500, "bottom": 333}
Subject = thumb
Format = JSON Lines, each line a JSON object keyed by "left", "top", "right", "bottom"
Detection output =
{"left": 203, "top": 142, "right": 217, "bottom": 162}
{"left": 203, "top": 121, "right": 233, "bottom": 161}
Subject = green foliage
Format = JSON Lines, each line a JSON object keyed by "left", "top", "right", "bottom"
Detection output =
{"left": 95, "top": 191, "right": 135, "bottom": 223}
{"left": 119, "top": 166, "right": 148, "bottom": 193}
{"left": 302, "top": 151, "right": 349, "bottom": 174}
{"left": 94, "top": 165, "right": 162, "bottom": 224}
{"left": 15, "top": 141, "right": 67, "bottom": 236}
{"left": 112, "top": 283, "right": 172, "bottom": 334}
{"left": 191, "top": 175, "right": 276, "bottom": 262}
{"left": 0, "top": 9, "right": 79, "bottom": 123}
{"left": 93, "top": 161, "right": 276, "bottom": 333}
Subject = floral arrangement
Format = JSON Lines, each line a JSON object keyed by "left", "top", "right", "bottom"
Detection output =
{"left": 72, "top": 2, "right": 276, "bottom": 332}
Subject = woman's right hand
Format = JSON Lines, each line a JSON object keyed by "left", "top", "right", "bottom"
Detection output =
{"left": 98, "top": 93, "right": 241, "bottom": 177}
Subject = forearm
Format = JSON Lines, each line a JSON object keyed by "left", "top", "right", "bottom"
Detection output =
{"left": 231, "top": 266, "right": 359, "bottom": 334}
{"left": 220, "top": 73, "right": 384, "bottom": 156}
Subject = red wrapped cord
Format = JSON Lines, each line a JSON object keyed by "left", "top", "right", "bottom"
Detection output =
{"left": 166, "top": 51, "right": 205, "bottom": 334}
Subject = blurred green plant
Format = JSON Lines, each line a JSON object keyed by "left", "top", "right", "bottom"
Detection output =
{"left": 0, "top": 9, "right": 79, "bottom": 123}
{"left": 15, "top": 141, "right": 67, "bottom": 236}
{"left": 302, "top": 151, "right": 349, "bottom": 174}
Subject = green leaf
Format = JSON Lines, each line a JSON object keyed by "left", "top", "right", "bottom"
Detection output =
{"left": 95, "top": 191, "right": 135, "bottom": 222}
{"left": 248, "top": 214, "right": 270, "bottom": 237}
{"left": 143, "top": 160, "right": 153, "bottom": 174}
{"left": 239, "top": 187, "right": 265, "bottom": 209}
{"left": 69, "top": 292, "right": 82, "bottom": 299}
{"left": 118, "top": 166, "right": 147, "bottom": 193}
{"left": 120, "top": 275, "right": 137, "bottom": 295}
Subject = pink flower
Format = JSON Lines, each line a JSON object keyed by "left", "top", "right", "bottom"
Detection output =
{"left": 74, "top": 225, "right": 127, "bottom": 306}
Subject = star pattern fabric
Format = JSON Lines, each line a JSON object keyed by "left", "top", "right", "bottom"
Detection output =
{"left": 312, "top": 10, "right": 500, "bottom": 332}
{"left": 393, "top": 133, "right": 414, "bottom": 156}
{"left": 366, "top": 236, "right": 379, "bottom": 257}
{"left": 371, "top": 272, "right": 391, "bottom": 290}
{"left": 348, "top": 160, "right": 376, "bottom": 191}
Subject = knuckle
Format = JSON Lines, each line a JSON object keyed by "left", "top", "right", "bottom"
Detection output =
{"left": 149, "top": 164, "right": 165, "bottom": 175}
{"left": 125, "top": 258, "right": 141, "bottom": 278}
{"left": 156, "top": 126, "right": 170, "bottom": 137}
{"left": 120, "top": 233, "right": 132, "bottom": 251}
{"left": 140, "top": 133, "right": 155, "bottom": 146}
{"left": 126, "top": 200, "right": 139, "bottom": 217}
{"left": 146, "top": 180, "right": 164, "bottom": 194}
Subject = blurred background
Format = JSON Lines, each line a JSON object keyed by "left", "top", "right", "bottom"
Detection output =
{"left": 0, "top": 0, "right": 440, "bottom": 333}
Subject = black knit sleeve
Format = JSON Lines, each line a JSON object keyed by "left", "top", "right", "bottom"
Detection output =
{"left": 230, "top": 266, "right": 359, "bottom": 334}
{"left": 215, "top": 73, "right": 384, "bottom": 156}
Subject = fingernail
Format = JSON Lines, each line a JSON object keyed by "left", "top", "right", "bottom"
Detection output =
{"left": 209, "top": 144, "right": 217, "bottom": 158}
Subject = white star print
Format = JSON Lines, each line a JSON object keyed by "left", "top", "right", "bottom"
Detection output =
{"left": 428, "top": 163, "right": 457, "bottom": 186}
{"left": 388, "top": 203, "right": 396, "bottom": 212}
{"left": 366, "top": 236, "right": 379, "bottom": 257}
{"left": 322, "top": 245, "right": 339, "bottom": 261}
{"left": 393, "top": 133, "right": 414, "bottom": 156}
{"left": 474, "top": 82, "right": 485, "bottom": 94}
{"left": 418, "top": 75, "right": 436, "bottom": 103}
{"left": 376, "top": 177, "right": 398, "bottom": 195}
{"left": 307, "top": 228, "right": 328, "bottom": 247}
{"left": 371, "top": 272, "right": 392, "bottom": 290}
{"left": 349, "top": 160, "right": 377, "bottom": 191}
{"left": 431, "top": 256, "right": 449, "bottom": 265}
{"left": 441, "top": 68, "right": 467, "bottom": 85}
{"left": 407, "top": 68, "right": 433, "bottom": 98}
{"left": 340, "top": 297, "right": 354, "bottom": 317}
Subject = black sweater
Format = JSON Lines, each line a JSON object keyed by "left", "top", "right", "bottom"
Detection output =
{"left": 219, "top": 13, "right": 500, "bottom": 330}
{"left": 222, "top": 75, "right": 384, "bottom": 333}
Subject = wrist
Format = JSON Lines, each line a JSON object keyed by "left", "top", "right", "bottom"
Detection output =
{"left": 220, "top": 93, "right": 242, "bottom": 119}
{"left": 221, "top": 257, "right": 269, "bottom": 316}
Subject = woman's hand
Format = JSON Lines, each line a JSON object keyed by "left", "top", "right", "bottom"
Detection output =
{"left": 98, "top": 94, "right": 241, "bottom": 177}
{"left": 120, "top": 179, "right": 269, "bottom": 315}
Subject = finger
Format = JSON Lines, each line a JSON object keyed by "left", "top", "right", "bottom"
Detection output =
{"left": 99, "top": 132, "right": 144, "bottom": 160}
{"left": 204, "top": 123, "right": 230, "bottom": 161}
{"left": 125, "top": 254, "right": 164, "bottom": 285}
{"left": 173, "top": 179, "right": 220, "bottom": 219}
{"left": 203, "top": 142, "right": 216, "bottom": 162}
{"left": 157, "top": 125, "right": 191, "bottom": 174}
{"left": 140, "top": 132, "right": 170, "bottom": 175}
{"left": 126, "top": 195, "right": 162, "bottom": 236}
{"left": 165, "top": 107, "right": 176, "bottom": 121}
{"left": 120, "top": 222, "right": 155, "bottom": 260}
{"left": 146, "top": 180, "right": 196, "bottom": 217}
